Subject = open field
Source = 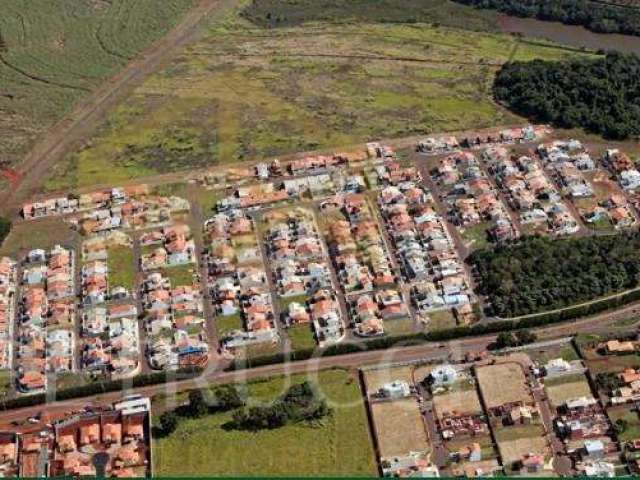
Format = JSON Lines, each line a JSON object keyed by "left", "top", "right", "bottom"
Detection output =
{"left": 43, "top": 6, "right": 595, "bottom": 192}
{"left": 0, "top": 217, "right": 77, "bottom": 257}
{"left": 545, "top": 377, "right": 593, "bottom": 407}
{"left": 153, "top": 368, "right": 377, "bottom": 476}
{"left": 608, "top": 407, "right": 640, "bottom": 443}
{"left": 370, "top": 398, "right": 430, "bottom": 459}
{"left": 0, "top": 0, "right": 195, "bottom": 169}
{"left": 476, "top": 362, "right": 531, "bottom": 410}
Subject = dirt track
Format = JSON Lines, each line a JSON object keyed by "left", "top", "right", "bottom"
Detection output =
{"left": 1, "top": 0, "right": 237, "bottom": 216}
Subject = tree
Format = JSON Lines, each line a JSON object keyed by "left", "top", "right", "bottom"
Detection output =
{"left": 159, "top": 411, "right": 179, "bottom": 435}
{"left": 0, "top": 217, "right": 11, "bottom": 246}
{"left": 515, "top": 329, "right": 537, "bottom": 345}
{"left": 187, "top": 389, "right": 208, "bottom": 418}
{"left": 494, "top": 332, "right": 517, "bottom": 349}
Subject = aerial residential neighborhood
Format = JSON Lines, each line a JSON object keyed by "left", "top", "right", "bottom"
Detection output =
{"left": 4, "top": 0, "right": 640, "bottom": 477}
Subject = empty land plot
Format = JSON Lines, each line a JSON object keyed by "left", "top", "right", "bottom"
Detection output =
{"left": 608, "top": 407, "right": 640, "bottom": 442}
{"left": 0, "top": 0, "right": 195, "bottom": 168}
{"left": 545, "top": 377, "right": 593, "bottom": 407}
{"left": 364, "top": 366, "right": 415, "bottom": 393}
{"left": 497, "top": 434, "right": 548, "bottom": 465}
{"left": 371, "top": 399, "right": 430, "bottom": 459}
{"left": 44, "top": 5, "right": 595, "bottom": 192}
{"left": 433, "top": 388, "right": 482, "bottom": 420}
{"left": 476, "top": 362, "right": 531, "bottom": 410}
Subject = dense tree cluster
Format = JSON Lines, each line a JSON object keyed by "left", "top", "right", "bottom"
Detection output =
{"left": 469, "top": 234, "right": 640, "bottom": 317}
{"left": 493, "top": 53, "right": 640, "bottom": 139}
{"left": 492, "top": 329, "right": 537, "bottom": 349}
{"left": 454, "top": 0, "right": 640, "bottom": 36}
{"left": 231, "top": 381, "right": 330, "bottom": 431}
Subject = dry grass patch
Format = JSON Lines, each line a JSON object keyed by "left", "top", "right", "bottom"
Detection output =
{"left": 370, "top": 398, "right": 429, "bottom": 459}
{"left": 498, "top": 434, "right": 549, "bottom": 465}
{"left": 476, "top": 362, "right": 532, "bottom": 410}
{"left": 433, "top": 388, "right": 482, "bottom": 420}
{"left": 545, "top": 378, "right": 593, "bottom": 407}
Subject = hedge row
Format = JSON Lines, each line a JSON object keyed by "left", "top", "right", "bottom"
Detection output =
{"left": 232, "top": 289, "right": 640, "bottom": 370}
{"left": 0, "top": 367, "right": 203, "bottom": 411}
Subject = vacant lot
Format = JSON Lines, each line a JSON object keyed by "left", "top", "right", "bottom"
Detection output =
{"left": 433, "top": 388, "right": 482, "bottom": 420}
{"left": 545, "top": 377, "right": 593, "bottom": 407}
{"left": 44, "top": 5, "right": 593, "bottom": 191}
{"left": 476, "top": 362, "right": 531, "bottom": 410}
{"left": 498, "top": 433, "right": 548, "bottom": 466}
{"left": 364, "top": 366, "right": 415, "bottom": 393}
{"left": 0, "top": 0, "right": 195, "bottom": 169}
{"left": 153, "top": 368, "right": 377, "bottom": 476}
{"left": 371, "top": 398, "right": 430, "bottom": 459}
{"left": 608, "top": 407, "right": 640, "bottom": 443}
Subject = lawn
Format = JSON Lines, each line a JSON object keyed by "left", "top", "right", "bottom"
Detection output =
{"left": 460, "top": 221, "right": 491, "bottom": 251}
{"left": 153, "top": 368, "right": 377, "bottom": 476}
{"left": 0, "top": 370, "right": 11, "bottom": 398}
{"left": 384, "top": 317, "right": 416, "bottom": 336}
{"left": 545, "top": 379, "right": 593, "bottom": 407}
{"left": 287, "top": 324, "right": 317, "bottom": 351}
{"left": 107, "top": 246, "right": 135, "bottom": 292}
{"left": 44, "top": 5, "right": 595, "bottom": 191}
{"left": 0, "top": 0, "right": 196, "bottom": 169}
{"left": 587, "top": 355, "right": 640, "bottom": 374}
{"left": 494, "top": 424, "right": 544, "bottom": 442}
{"left": 215, "top": 312, "right": 244, "bottom": 338}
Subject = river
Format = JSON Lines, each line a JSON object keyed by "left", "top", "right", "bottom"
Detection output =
{"left": 498, "top": 14, "right": 640, "bottom": 56}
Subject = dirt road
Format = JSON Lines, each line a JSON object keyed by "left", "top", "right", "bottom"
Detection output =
{"left": 1, "top": 0, "right": 237, "bottom": 215}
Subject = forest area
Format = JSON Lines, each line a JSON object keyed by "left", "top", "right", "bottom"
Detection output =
{"left": 493, "top": 53, "right": 640, "bottom": 139}
{"left": 469, "top": 234, "right": 640, "bottom": 317}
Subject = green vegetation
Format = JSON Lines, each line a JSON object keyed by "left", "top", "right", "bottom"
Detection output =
{"left": 0, "top": 0, "right": 195, "bottom": 167}
{"left": 242, "top": 0, "right": 500, "bottom": 31}
{"left": 455, "top": 0, "right": 640, "bottom": 36}
{"left": 0, "top": 217, "right": 76, "bottom": 257}
{"left": 0, "top": 218, "right": 10, "bottom": 247}
{"left": 609, "top": 408, "right": 640, "bottom": 442}
{"left": 216, "top": 312, "right": 243, "bottom": 338}
{"left": 494, "top": 53, "right": 640, "bottom": 139}
{"left": 46, "top": 7, "right": 592, "bottom": 191}
{"left": 492, "top": 329, "right": 537, "bottom": 349}
{"left": 0, "top": 370, "right": 11, "bottom": 398}
{"left": 107, "top": 246, "right": 135, "bottom": 292}
{"left": 470, "top": 234, "right": 640, "bottom": 317}
{"left": 153, "top": 369, "right": 377, "bottom": 476}
{"left": 162, "top": 264, "right": 196, "bottom": 286}
{"left": 494, "top": 424, "right": 544, "bottom": 442}
{"left": 287, "top": 324, "right": 317, "bottom": 351}
{"left": 230, "top": 381, "right": 329, "bottom": 431}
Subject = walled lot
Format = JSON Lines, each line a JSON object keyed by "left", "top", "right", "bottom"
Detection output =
{"left": 0, "top": 0, "right": 195, "bottom": 169}
{"left": 497, "top": 434, "right": 548, "bottom": 465}
{"left": 153, "top": 368, "right": 377, "bottom": 476}
{"left": 545, "top": 376, "right": 593, "bottom": 407}
{"left": 433, "top": 387, "right": 483, "bottom": 420}
{"left": 476, "top": 362, "right": 532, "bottom": 410}
{"left": 371, "top": 398, "right": 430, "bottom": 459}
{"left": 43, "top": 3, "right": 596, "bottom": 192}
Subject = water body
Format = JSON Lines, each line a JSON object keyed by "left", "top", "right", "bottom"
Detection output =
{"left": 498, "top": 14, "right": 640, "bottom": 56}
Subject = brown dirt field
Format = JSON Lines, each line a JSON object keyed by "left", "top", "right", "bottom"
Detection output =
{"left": 476, "top": 362, "right": 532, "bottom": 410}
{"left": 370, "top": 399, "right": 430, "bottom": 459}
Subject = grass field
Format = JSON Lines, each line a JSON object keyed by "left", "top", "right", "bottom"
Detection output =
{"left": 0, "top": 0, "right": 195, "bottom": 169}
{"left": 287, "top": 324, "right": 316, "bottom": 350}
{"left": 0, "top": 217, "right": 78, "bottom": 257}
{"left": 153, "top": 368, "right": 377, "bottom": 476}
{"left": 44, "top": 4, "right": 595, "bottom": 191}
{"left": 107, "top": 245, "right": 135, "bottom": 292}
{"left": 216, "top": 312, "right": 244, "bottom": 338}
{"left": 545, "top": 378, "right": 593, "bottom": 407}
